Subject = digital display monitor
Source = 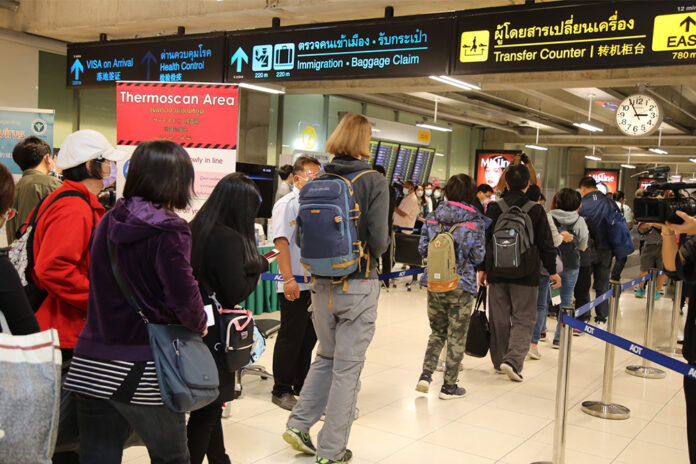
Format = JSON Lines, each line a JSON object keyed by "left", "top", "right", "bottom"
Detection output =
{"left": 412, "top": 148, "right": 435, "bottom": 185}
{"left": 392, "top": 145, "right": 418, "bottom": 184}
{"left": 369, "top": 140, "right": 379, "bottom": 160}
{"left": 372, "top": 142, "right": 399, "bottom": 181}
{"left": 235, "top": 162, "right": 276, "bottom": 218}
{"left": 475, "top": 150, "right": 519, "bottom": 191}
{"left": 638, "top": 178, "right": 656, "bottom": 191}
{"left": 584, "top": 169, "right": 619, "bottom": 195}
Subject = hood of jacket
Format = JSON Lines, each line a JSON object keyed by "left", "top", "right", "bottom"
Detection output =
{"left": 107, "top": 197, "right": 190, "bottom": 245}
{"left": 323, "top": 155, "right": 372, "bottom": 176}
{"left": 431, "top": 200, "right": 481, "bottom": 225}
{"left": 550, "top": 209, "right": 580, "bottom": 225}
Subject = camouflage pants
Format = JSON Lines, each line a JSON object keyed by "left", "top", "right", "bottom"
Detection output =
{"left": 422, "top": 289, "right": 474, "bottom": 385}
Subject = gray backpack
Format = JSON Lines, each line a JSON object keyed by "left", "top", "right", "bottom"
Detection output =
{"left": 491, "top": 199, "right": 536, "bottom": 275}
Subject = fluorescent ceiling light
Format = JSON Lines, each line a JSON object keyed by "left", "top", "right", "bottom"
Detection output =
{"left": 573, "top": 121, "right": 604, "bottom": 132}
{"left": 429, "top": 75, "right": 480, "bottom": 91}
{"left": 525, "top": 144, "right": 548, "bottom": 151}
{"left": 237, "top": 82, "right": 285, "bottom": 94}
{"left": 648, "top": 147, "right": 668, "bottom": 155}
{"left": 620, "top": 164, "right": 636, "bottom": 169}
{"left": 585, "top": 155, "right": 602, "bottom": 161}
{"left": 435, "top": 152, "right": 445, "bottom": 157}
{"left": 416, "top": 122, "right": 453, "bottom": 132}
{"left": 690, "top": 158, "right": 696, "bottom": 164}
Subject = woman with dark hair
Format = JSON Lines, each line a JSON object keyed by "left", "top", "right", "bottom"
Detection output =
{"left": 415, "top": 173, "right": 486, "bottom": 399}
{"left": 65, "top": 140, "right": 207, "bottom": 464}
{"left": 187, "top": 173, "right": 268, "bottom": 464}
{"left": 0, "top": 162, "right": 39, "bottom": 335}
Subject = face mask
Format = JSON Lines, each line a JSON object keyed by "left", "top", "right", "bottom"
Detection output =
{"left": 434, "top": 191, "right": 442, "bottom": 199}
{"left": 425, "top": 189, "right": 433, "bottom": 197}
{"left": 482, "top": 198, "right": 492, "bottom": 206}
{"left": 416, "top": 191, "right": 424, "bottom": 198}
{"left": 102, "top": 161, "right": 117, "bottom": 189}
{"left": 402, "top": 188, "right": 410, "bottom": 195}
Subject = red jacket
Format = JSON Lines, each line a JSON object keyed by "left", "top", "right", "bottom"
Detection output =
{"left": 32, "top": 180, "right": 104, "bottom": 349}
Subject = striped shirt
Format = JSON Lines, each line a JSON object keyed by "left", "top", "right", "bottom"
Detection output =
{"left": 64, "top": 355, "right": 163, "bottom": 406}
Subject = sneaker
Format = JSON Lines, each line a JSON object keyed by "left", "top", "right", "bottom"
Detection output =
{"left": 500, "top": 362, "right": 523, "bottom": 382}
{"left": 439, "top": 383, "right": 467, "bottom": 400}
{"left": 272, "top": 393, "right": 297, "bottom": 411}
{"left": 527, "top": 345, "right": 541, "bottom": 360}
{"left": 494, "top": 367, "right": 504, "bottom": 374}
{"left": 552, "top": 340, "right": 560, "bottom": 349}
{"left": 283, "top": 427, "right": 316, "bottom": 455}
{"left": 316, "top": 449, "right": 353, "bottom": 463}
{"left": 415, "top": 372, "right": 432, "bottom": 393}
{"left": 540, "top": 331, "right": 547, "bottom": 341}
{"left": 573, "top": 329, "right": 582, "bottom": 336}
{"left": 655, "top": 291, "right": 662, "bottom": 300}
{"left": 635, "top": 288, "right": 645, "bottom": 298}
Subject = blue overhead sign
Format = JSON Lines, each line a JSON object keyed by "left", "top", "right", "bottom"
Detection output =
{"left": 225, "top": 16, "right": 453, "bottom": 82}
{"left": 66, "top": 33, "right": 226, "bottom": 88}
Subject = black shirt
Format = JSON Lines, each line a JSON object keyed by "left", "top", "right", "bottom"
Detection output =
{"left": 0, "top": 249, "right": 40, "bottom": 335}
{"left": 674, "top": 236, "right": 696, "bottom": 364}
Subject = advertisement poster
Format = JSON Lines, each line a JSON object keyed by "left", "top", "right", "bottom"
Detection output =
{"left": 638, "top": 177, "right": 656, "bottom": 190}
{"left": 475, "top": 150, "right": 520, "bottom": 191}
{"left": 0, "top": 107, "right": 54, "bottom": 175}
{"left": 116, "top": 81, "right": 238, "bottom": 219}
{"left": 585, "top": 169, "right": 619, "bottom": 195}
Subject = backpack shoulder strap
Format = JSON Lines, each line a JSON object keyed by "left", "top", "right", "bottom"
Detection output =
{"left": 447, "top": 224, "right": 459, "bottom": 234}
{"left": 520, "top": 200, "right": 536, "bottom": 214}
{"left": 498, "top": 198, "right": 509, "bottom": 213}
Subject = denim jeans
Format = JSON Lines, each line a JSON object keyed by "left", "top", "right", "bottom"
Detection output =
{"left": 592, "top": 249, "right": 613, "bottom": 322}
{"left": 76, "top": 394, "right": 189, "bottom": 464}
{"left": 554, "top": 268, "right": 580, "bottom": 342}
{"left": 532, "top": 275, "right": 551, "bottom": 345}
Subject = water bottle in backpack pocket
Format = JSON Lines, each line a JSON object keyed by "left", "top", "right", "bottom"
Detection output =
{"left": 489, "top": 199, "right": 538, "bottom": 277}
{"left": 296, "top": 170, "right": 376, "bottom": 278}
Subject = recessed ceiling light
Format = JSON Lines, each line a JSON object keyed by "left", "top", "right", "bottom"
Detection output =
{"left": 573, "top": 121, "right": 604, "bottom": 132}
{"left": 429, "top": 75, "right": 480, "bottom": 91}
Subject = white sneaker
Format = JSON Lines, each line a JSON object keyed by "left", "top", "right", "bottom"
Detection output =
{"left": 527, "top": 345, "right": 541, "bottom": 360}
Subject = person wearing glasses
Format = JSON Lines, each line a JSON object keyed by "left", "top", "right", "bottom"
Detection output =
{"left": 271, "top": 155, "right": 321, "bottom": 410}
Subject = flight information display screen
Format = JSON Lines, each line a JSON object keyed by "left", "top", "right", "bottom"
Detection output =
{"left": 392, "top": 145, "right": 418, "bottom": 184}
{"left": 369, "top": 140, "right": 380, "bottom": 160}
{"left": 411, "top": 147, "right": 435, "bottom": 185}
{"left": 372, "top": 142, "right": 399, "bottom": 181}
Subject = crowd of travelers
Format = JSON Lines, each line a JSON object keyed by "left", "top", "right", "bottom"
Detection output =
{"left": 0, "top": 114, "right": 688, "bottom": 464}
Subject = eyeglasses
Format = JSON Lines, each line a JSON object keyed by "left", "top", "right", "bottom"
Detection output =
{"left": 2, "top": 208, "right": 16, "bottom": 221}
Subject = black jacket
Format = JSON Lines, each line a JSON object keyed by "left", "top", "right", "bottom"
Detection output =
{"left": 0, "top": 249, "right": 40, "bottom": 335}
{"left": 323, "top": 156, "right": 390, "bottom": 279}
{"left": 484, "top": 190, "right": 557, "bottom": 286}
{"left": 673, "top": 236, "right": 696, "bottom": 364}
{"left": 194, "top": 226, "right": 267, "bottom": 402}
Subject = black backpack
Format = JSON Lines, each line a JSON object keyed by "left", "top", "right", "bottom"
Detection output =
{"left": 553, "top": 217, "right": 580, "bottom": 270}
{"left": 489, "top": 198, "right": 538, "bottom": 277}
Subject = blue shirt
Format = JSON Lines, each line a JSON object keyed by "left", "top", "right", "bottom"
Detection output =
{"left": 271, "top": 187, "right": 310, "bottom": 292}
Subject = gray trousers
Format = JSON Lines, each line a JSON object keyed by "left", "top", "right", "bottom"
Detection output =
{"left": 287, "top": 278, "right": 379, "bottom": 461}
{"left": 488, "top": 282, "right": 539, "bottom": 373}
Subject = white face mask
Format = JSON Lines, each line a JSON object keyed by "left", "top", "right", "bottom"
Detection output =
{"left": 425, "top": 189, "right": 433, "bottom": 197}
{"left": 403, "top": 188, "right": 410, "bottom": 195}
{"left": 416, "top": 191, "right": 424, "bottom": 198}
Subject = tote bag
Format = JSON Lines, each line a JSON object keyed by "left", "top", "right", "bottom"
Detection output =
{"left": 465, "top": 287, "right": 490, "bottom": 358}
{"left": 0, "top": 313, "right": 61, "bottom": 464}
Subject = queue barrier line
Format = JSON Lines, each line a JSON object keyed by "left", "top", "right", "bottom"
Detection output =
{"left": 573, "top": 271, "right": 663, "bottom": 319}
{"left": 260, "top": 267, "right": 426, "bottom": 283}
{"left": 562, "top": 314, "right": 695, "bottom": 380}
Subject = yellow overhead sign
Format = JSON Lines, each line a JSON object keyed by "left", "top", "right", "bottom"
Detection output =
{"left": 653, "top": 12, "right": 696, "bottom": 51}
{"left": 460, "top": 30, "right": 490, "bottom": 63}
{"left": 418, "top": 130, "right": 431, "bottom": 143}
{"left": 301, "top": 125, "right": 317, "bottom": 150}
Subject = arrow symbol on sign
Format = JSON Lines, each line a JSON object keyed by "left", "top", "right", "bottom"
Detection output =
{"left": 230, "top": 47, "right": 248, "bottom": 73}
{"left": 141, "top": 50, "right": 158, "bottom": 80}
{"left": 681, "top": 16, "right": 696, "bottom": 32}
{"left": 70, "top": 58, "right": 84, "bottom": 80}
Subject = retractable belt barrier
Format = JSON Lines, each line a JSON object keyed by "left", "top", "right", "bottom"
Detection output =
{"left": 260, "top": 267, "right": 426, "bottom": 283}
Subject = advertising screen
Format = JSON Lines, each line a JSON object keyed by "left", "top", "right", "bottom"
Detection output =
{"left": 392, "top": 145, "right": 418, "bottom": 184}
{"left": 235, "top": 162, "right": 276, "bottom": 218}
{"left": 584, "top": 169, "right": 619, "bottom": 195}
{"left": 412, "top": 147, "right": 435, "bottom": 185}
{"left": 638, "top": 177, "right": 656, "bottom": 191}
{"left": 475, "top": 150, "right": 519, "bottom": 191}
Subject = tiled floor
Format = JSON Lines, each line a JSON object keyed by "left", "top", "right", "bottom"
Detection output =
{"left": 123, "top": 269, "right": 690, "bottom": 463}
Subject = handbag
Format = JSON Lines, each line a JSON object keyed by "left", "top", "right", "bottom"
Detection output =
{"left": 0, "top": 312, "right": 61, "bottom": 464}
{"left": 465, "top": 286, "right": 490, "bottom": 358}
{"left": 107, "top": 239, "right": 219, "bottom": 413}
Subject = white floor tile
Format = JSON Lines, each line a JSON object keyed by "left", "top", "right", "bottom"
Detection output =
{"left": 422, "top": 421, "right": 527, "bottom": 460}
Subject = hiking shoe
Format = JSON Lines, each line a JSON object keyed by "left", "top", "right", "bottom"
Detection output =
{"left": 655, "top": 291, "right": 662, "bottom": 300}
{"left": 316, "top": 449, "right": 353, "bottom": 463}
{"left": 635, "top": 288, "right": 645, "bottom": 298}
{"left": 283, "top": 427, "right": 316, "bottom": 455}
{"left": 439, "top": 383, "right": 467, "bottom": 400}
{"left": 500, "top": 362, "right": 523, "bottom": 382}
{"left": 415, "top": 372, "right": 432, "bottom": 393}
{"left": 552, "top": 340, "right": 560, "bottom": 349}
{"left": 527, "top": 345, "right": 541, "bottom": 360}
{"left": 272, "top": 393, "right": 297, "bottom": 411}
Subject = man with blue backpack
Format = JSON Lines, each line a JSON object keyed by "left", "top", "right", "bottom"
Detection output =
{"left": 578, "top": 177, "right": 634, "bottom": 325}
{"left": 283, "top": 114, "right": 389, "bottom": 464}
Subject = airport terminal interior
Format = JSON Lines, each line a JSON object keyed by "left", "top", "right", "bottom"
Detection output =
{"left": 2, "top": 0, "right": 696, "bottom": 463}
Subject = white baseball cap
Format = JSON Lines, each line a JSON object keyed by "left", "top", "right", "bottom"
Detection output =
{"left": 57, "top": 129, "right": 126, "bottom": 170}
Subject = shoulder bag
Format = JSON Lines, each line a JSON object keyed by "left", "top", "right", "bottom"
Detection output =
{"left": 465, "top": 286, "right": 490, "bottom": 358}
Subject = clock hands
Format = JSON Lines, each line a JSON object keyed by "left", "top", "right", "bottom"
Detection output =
{"left": 629, "top": 98, "right": 642, "bottom": 120}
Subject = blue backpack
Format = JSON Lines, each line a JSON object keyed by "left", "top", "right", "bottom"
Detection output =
{"left": 296, "top": 170, "right": 375, "bottom": 278}
{"left": 606, "top": 199, "right": 634, "bottom": 259}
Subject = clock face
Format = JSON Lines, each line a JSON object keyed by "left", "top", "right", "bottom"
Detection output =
{"left": 616, "top": 94, "right": 663, "bottom": 136}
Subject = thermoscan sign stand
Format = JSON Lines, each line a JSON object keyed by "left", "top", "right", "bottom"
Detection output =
{"left": 115, "top": 81, "right": 239, "bottom": 220}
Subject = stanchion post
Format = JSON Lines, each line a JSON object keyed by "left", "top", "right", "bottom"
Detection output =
{"left": 582, "top": 283, "right": 631, "bottom": 420}
{"left": 658, "top": 279, "right": 683, "bottom": 356}
{"left": 532, "top": 306, "right": 574, "bottom": 464}
{"left": 626, "top": 268, "right": 667, "bottom": 379}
